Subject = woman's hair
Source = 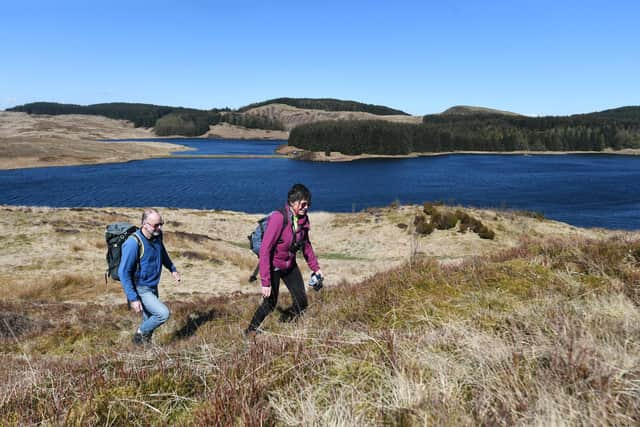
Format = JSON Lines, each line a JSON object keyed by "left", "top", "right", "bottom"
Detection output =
{"left": 287, "top": 183, "right": 312, "bottom": 205}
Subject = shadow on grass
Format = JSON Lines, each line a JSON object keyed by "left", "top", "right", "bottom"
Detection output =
{"left": 172, "top": 309, "right": 219, "bottom": 340}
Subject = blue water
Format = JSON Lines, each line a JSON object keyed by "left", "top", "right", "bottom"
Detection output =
{"left": 1, "top": 138, "right": 639, "bottom": 230}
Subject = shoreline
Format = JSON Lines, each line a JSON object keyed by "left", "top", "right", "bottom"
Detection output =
{"left": 0, "top": 111, "right": 289, "bottom": 170}
{"left": 280, "top": 145, "right": 640, "bottom": 162}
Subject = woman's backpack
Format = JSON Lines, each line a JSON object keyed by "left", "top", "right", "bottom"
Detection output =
{"left": 247, "top": 209, "right": 287, "bottom": 282}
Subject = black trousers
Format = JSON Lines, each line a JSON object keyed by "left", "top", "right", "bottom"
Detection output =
{"left": 248, "top": 264, "right": 308, "bottom": 331}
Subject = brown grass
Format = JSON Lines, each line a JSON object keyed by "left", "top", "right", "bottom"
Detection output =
{"left": 0, "top": 112, "right": 189, "bottom": 169}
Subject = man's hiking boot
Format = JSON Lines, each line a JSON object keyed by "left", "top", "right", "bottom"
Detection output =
{"left": 132, "top": 331, "right": 151, "bottom": 346}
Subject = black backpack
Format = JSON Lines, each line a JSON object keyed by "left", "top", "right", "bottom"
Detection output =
{"left": 105, "top": 222, "right": 143, "bottom": 284}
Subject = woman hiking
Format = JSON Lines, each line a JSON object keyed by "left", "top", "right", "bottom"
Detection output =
{"left": 245, "top": 183, "right": 323, "bottom": 336}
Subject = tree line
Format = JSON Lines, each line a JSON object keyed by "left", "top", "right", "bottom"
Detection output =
{"left": 289, "top": 108, "right": 640, "bottom": 155}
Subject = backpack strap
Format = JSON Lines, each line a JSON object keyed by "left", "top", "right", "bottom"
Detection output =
{"left": 275, "top": 207, "right": 288, "bottom": 241}
{"left": 130, "top": 233, "right": 144, "bottom": 280}
{"left": 130, "top": 233, "right": 144, "bottom": 260}
{"left": 126, "top": 233, "right": 144, "bottom": 310}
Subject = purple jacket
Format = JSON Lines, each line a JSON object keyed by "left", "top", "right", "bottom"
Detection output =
{"left": 259, "top": 204, "right": 320, "bottom": 287}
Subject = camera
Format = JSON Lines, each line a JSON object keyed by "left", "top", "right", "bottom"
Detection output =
{"left": 308, "top": 272, "right": 323, "bottom": 291}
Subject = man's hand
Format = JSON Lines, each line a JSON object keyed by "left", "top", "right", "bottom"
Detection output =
{"left": 130, "top": 300, "right": 143, "bottom": 313}
{"left": 261, "top": 286, "right": 271, "bottom": 298}
{"left": 172, "top": 271, "right": 182, "bottom": 284}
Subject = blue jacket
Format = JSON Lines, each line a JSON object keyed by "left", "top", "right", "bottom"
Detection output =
{"left": 118, "top": 230, "right": 176, "bottom": 302}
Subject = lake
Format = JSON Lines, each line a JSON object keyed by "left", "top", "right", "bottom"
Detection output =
{"left": 1, "top": 138, "right": 639, "bottom": 230}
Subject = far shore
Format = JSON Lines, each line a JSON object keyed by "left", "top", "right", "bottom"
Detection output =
{"left": 2, "top": 111, "right": 639, "bottom": 170}
{"left": 279, "top": 145, "right": 640, "bottom": 162}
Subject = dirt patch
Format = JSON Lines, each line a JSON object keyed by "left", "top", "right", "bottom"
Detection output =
{"left": 205, "top": 122, "right": 289, "bottom": 140}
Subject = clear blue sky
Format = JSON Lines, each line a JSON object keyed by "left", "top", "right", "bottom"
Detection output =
{"left": 1, "top": 0, "right": 638, "bottom": 116}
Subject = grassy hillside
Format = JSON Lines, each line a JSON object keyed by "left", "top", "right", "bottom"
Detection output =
{"left": 1, "top": 205, "right": 638, "bottom": 425}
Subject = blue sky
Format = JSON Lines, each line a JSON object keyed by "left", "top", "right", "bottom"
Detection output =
{"left": 1, "top": 0, "right": 638, "bottom": 116}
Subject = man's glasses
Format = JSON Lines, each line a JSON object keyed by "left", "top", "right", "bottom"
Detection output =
{"left": 148, "top": 222, "right": 164, "bottom": 229}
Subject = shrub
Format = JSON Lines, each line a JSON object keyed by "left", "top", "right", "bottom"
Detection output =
{"left": 431, "top": 210, "right": 458, "bottom": 230}
{"left": 416, "top": 221, "right": 434, "bottom": 235}
{"left": 423, "top": 202, "right": 435, "bottom": 215}
{"left": 478, "top": 225, "right": 496, "bottom": 239}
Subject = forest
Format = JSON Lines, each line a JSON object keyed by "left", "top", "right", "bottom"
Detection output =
{"left": 289, "top": 107, "right": 640, "bottom": 155}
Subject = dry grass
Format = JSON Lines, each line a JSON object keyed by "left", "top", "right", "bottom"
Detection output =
{"left": 1, "top": 206, "right": 639, "bottom": 425}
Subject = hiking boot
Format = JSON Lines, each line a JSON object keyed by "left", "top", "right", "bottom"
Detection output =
{"left": 132, "top": 331, "right": 151, "bottom": 346}
{"left": 277, "top": 306, "right": 302, "bottom": 323}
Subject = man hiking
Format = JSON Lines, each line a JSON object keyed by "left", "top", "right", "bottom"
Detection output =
{"left": 119, "top": 208, "right": 181, "bottom": 345}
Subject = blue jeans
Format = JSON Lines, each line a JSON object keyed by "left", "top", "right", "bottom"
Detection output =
{"left": 137, "top": 286, "right": 170, "bottom": 336}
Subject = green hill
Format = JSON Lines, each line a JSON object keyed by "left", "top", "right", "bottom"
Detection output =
{"left": 441, "top": 105, "right": 521, "bottom": 116}
{"left": 238, "top": 97, "right": 410, "bottom": 116}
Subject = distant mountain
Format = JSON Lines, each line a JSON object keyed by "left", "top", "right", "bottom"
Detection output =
{"left": 238, "top": 97, "right": 409, "bottom": 116}
{"left": 7, "top": 99, "right": 412, "bottom": 136}
{"left": 441, "top": 105, "right": 521, "bottom": 116}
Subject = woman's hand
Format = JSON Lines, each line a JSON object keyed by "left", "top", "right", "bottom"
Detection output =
{"left": 261, "top": 286, "right": 271, "bottom": 298}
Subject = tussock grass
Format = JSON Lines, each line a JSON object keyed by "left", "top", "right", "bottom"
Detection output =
{"left": 16, "top": 273, "right": 103, "bottom": 301}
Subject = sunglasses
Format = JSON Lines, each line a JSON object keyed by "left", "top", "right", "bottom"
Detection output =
{"left": 148, "top": 222, "right": 164, "bottom": 229}
{"left": 299, "top": 202, "right": 309, "bottom": 209}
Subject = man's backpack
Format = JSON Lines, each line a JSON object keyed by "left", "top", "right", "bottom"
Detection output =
{"left": 248, "top": 208, "right": 287, "bottom": 282}
{"left": 105, "top": 222, "right": 143, "bottom": 284}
